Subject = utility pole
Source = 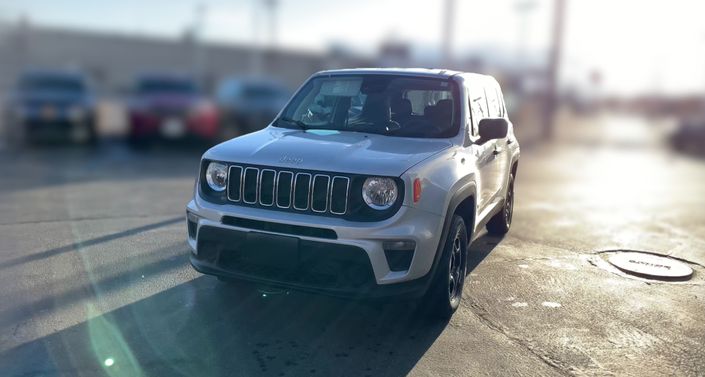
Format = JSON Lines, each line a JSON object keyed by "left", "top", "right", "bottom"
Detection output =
{"left": 514, "top": 0, "right": 537, "bottom": 69}
{"left": 263, "top": 0, "right": 278, "bottom": 48}
{"left": 442, "top": 0, "right": 455, "bottom": 68}
{"left": 192, "top": 3, "right": 208, "bottom": 87}
{"left": 543, "top": 0, "right": 566, "bottom": 139}
{"left": 250, "top": 0, "right": 262, "bottom": 75}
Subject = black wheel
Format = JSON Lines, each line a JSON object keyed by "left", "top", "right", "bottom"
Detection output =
{"left": 424, "top": 214, "right": 468, "bottom": 319}
{"left": 487, "top": 174, "right": 514, "bottom": 235}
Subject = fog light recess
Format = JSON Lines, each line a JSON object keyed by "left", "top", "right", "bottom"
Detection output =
{"left": 383, "top": 240, "right": 416, "bottom": 272}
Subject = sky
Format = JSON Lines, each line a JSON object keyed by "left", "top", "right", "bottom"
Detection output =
{"left": 2, "top": 0, "right": 705, "bottom": 96}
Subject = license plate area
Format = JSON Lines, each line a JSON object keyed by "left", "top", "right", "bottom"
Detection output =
{"left": 243, "top": 232, "right": 299, "bottom": 270}
{"left": 161, "top": 117, "right": 186, "bottom": 138}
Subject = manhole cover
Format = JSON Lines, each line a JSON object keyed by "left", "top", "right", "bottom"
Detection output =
{"left": 608, "top": 252, "right": 693, "bottom": 280}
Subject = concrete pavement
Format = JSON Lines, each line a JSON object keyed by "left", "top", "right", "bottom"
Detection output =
{"left": 0, "top": 114, "right": 703, "bottom": 376}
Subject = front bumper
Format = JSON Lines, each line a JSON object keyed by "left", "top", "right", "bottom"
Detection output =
{"left": 23, "top": 118, "right": 93, "bottom": 141}
{"left": 129, "top": 113, "right": 218, "bottom": 140}
{"left": 186, "top": 194, "right": 444, "bottom": 297}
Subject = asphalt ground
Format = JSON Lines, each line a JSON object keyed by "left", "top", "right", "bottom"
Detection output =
{"left": 0, "top": 114, "right": 703, "bottom": 376}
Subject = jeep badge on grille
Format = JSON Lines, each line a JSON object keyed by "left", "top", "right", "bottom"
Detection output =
{"left": 279, "top": 155, "right": 304, "bottom": 164}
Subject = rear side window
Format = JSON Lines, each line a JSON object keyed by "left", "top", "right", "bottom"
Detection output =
{"left": 486, "top": 86, "right": 501, "bottom": 118}
{"left": 468, "top": 82, "right": 487, "bottom": 136}
{"left": 496, "top": 86, "right": 507, "bottom": 117}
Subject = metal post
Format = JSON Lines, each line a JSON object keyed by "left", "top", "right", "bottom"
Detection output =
{"left": 264, "top": 0, "right": 278, "bottom": 48}
{"left": 192, "top": 3, "right": 207, "bottom": 87}
{"left": 514, "top": 0, "right": 537, "bottom": 69}
{"left": 442, "top": 0, "right": 455, "bottom": 68}
{"left": 544, "top": 0, "right": 565, "bottom": 139}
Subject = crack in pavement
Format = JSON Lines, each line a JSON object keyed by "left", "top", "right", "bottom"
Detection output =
{"left": 464, "top": 299, "right": 576, "bottom": 376}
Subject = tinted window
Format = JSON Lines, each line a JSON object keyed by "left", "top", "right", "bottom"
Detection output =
{"left": 468, "top": 82, "right": 487, "bottom": 135}
{"left": 137, "top": 79, "right": 196, "bottom": 95}
{"left": 19, "top": 75, "right": 85, "bottom": 94}
{"left": 486, "top": 85, "right": 501, "bottom": 118}
{"left": 277, "top": 75, "right": 460, "bottom": 138}
{"left": 496, "top": 87, "right": 506, "bottom": 117}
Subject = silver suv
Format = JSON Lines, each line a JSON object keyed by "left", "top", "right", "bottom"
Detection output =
{"left": 186, "top": 68, "right": 520, "bottom": 318}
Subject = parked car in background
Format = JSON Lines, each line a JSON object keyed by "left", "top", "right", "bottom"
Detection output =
{"left": 127, "top": 74, "right": 218, "bottom": 146}
{"left": 671, "top": 116, "right": 705, "bottom": 156}
{"left": 4, "top": 70, "right": 96, "bottom": 145}
{"left": 215, "top": 77, "right": 290, "bottom": 138}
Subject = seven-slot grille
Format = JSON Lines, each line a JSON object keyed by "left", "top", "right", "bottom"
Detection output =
{"left": 227, "top": 165, "right": 350, "bottom": 215}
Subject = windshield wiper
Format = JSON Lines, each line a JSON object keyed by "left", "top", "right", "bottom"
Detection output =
{"left": 277, "top": 117, "right": 310, "bottom": 131}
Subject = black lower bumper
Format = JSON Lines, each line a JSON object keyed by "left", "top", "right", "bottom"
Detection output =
{"left": 191, "top": 225, "right": 429, "bottom": 298}
{"left": 25, "top": 120, "right": 93, "bottom": 142}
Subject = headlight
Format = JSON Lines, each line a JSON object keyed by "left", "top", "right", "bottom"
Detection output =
{"left": 68, "top": 106, "right": 86, "bottom": 121}
{"left": 205, "top": 162, "right": 228, "bottom": 192}
{"left": 362, "top": 177, "right": 398, "bottom": 210}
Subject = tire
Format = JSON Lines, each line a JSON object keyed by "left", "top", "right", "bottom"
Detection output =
{"left": 487, "top": 174, "right": 514, "bottom": 235}
{"left": 423, "top": 214, "right": 468, "bottom": 319}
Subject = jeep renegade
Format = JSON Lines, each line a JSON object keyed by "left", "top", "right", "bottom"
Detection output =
{"left": 186, "top": 68, "right": 520, "bottom": 318}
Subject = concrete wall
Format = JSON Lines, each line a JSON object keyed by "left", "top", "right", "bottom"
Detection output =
{"left": 0, "top": 23, "right": 366, "bottom": 94}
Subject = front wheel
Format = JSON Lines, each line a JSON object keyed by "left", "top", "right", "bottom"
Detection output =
{"left": 487, "top": 174, "right": 514, "bottom": 235}
{"left": 423, "top": 214, "right": 468, "bottom": 319}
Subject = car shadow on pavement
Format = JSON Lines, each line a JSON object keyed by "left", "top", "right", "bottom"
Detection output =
{"left": 467, "top": 232, "right": 504, "bottom": 274}
{"left": 0, "top": 216, "right": 184, "bottom": 270}
{"left": 0, "top": 274, "right": 450, "bottom": 377}
{"left": 0, "top": 231, "right": 505, "bottom": 377}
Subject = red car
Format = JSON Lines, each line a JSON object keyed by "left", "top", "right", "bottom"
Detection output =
{"left": 127, "top": 74, "right": 218, "bottom": 146}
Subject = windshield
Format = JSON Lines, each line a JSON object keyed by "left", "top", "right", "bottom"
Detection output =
{"left": 136, "top": 79, "right": 197, "bottom": 95}
{"left": 19, "top": 75, "right": 85, "bottom": 94}
{"left": 276, "top": 75, "right": 460, "bottom": 138}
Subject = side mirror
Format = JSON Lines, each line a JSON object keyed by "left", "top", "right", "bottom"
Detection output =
{"left": 478, "top": 118, "right": 508, "bottom": 141}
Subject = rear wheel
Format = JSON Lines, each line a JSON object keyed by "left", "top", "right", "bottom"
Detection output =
{"left": 424, "top": 215, "right": 468, "bottom": 319}
{"left": 487, "top": 174, "right": 514, "bottom": 235}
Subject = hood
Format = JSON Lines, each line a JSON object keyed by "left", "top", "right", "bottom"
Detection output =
{"left": 204, "top": 127, "right": 453, "bottom": 176}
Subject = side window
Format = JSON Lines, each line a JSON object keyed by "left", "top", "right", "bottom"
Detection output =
{"left": 496, "top": 87, "right": 506, "bottom": 117}
{"left": 469, "top": 84, "right": 487, "bottom": 136}
{"left": 486, "top": 85, "right": 501, "bottom": 118}
{"left": 466, "top": 98, "right": 475, "bottom": 137}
